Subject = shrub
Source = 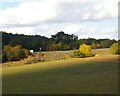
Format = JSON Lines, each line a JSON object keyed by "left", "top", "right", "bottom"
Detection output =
{"left": 25, "top": 57, "right": 39, "bottom": 64}
{"left": 110, "top": 42, "right": 120, "bottom": 54}
{"left": 71, "top": 50, "right": 85, "bottom": 58}
{"left": 19, "top": 49, "right": 30, "bottom": 59}
{"left": 12, "top": 45, "right": 21, "bottom": 61}
{"left": 79, "top": 44, "right": 93, "bottom": 57}
{"left": 25, "top": 53, "right": 45, "bottom": 64}
{"left": 3, "top": 45, "right": 30, "bottom": 62}
{"left": 71, "top": 44, "right": 93, "bottom": 58}
{"left": 35, "top": 52, "right": 45, "bottom": 62}
{"left": 91, "top": 43, "right": 99, "bottom": 49}
{"left": 3, "top": 45, "right": 14, "bottom": 61}
{"left": 0, "top": 54, "right": 2, "bottom": 63}
{"left": 2, "top": 51, "right": 8, "bottom": 62}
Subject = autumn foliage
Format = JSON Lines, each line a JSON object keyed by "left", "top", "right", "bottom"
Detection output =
{"left": 110, "top": 42, "right": 120, "bottom": 55}
{"left": 2, "top": 45, "right": 30, "bottom": 62}
{"left": 71, "top": 44, "right": 93, "bottom": 58}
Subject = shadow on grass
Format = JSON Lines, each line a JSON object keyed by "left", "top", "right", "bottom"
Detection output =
{"left": 2, "top": 56, "right": 118, "bottom": 94}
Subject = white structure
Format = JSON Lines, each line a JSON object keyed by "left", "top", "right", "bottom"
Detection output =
{"left": 30, "top": 50, "right": 34, "bottom": 53}
{"left": 40, "top": 47, "right": 42, "bottom": 51}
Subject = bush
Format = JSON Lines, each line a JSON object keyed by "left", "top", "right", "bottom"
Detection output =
{"left": 79, "top": 44, "right": 93, "bottom": 57}
{"left": 25, "top": 53, "right": 45, "bottom": 64}
{"left": 12, "top": 45, "right": 21, "bottom": 61}
{"left": 3, "top": 45, "right": 14, "bottom": 61}
{"left": 91, "top": 43, "right": 100, "bottom": 49}
{"left": 2, "top": 51, "right": 8, "bottom": 62}
{"left": 19, "top": 49, "right": 30, "bottom": 59}
{"left": 0, "top": 54, "right": 2, "bottom": 63}
{"left": 110, "top": 42, "right": 120, "bottom": 54}
{"left": 25, "top": 57, "right": 39, "bottom": 64}
{"left": 71, "top": 44, "right": 93, "bottom": 58}
{"left": 71, "top": 50, "right": 85, "bottom": 58}
{"left": 3, "top": 45, "right": 30, "bottom": 62}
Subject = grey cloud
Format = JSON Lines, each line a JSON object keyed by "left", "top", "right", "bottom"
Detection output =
{"left": 47, "top": 1, "right": 117, "bottom": 23}
{"left": 1, "top": 1, "right": 118, "bottom": 28}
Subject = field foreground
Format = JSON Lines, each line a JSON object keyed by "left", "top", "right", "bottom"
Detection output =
{"left": 2, "top": 55, "right": 118, "bottom": 94}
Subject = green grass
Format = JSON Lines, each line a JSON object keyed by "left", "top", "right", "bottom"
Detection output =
{"left": 2, "top": 55, "right": 118, "bottom": 94}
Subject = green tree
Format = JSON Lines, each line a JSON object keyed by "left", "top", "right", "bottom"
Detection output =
{"left": 100, "top": 39, "right": 116, "bottom": 48}
{"left": 57, "top": 42, "right": 64, "bottom": 50}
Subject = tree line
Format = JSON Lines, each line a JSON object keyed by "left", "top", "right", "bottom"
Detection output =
{"left": 1, "top": 31, "right": 118, "bottom": 52}
{"left": 0, "top": 31, "right": 119, "bottom": 62}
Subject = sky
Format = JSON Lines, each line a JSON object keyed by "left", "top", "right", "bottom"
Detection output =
{"left": 0, "top": 0, "right": 119, "bottom": 40}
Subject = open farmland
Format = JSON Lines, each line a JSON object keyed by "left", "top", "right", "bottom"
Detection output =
{"left": 2, "top": 48, "right": 111, "bottom": 67}
{"left": 2, "top": 55, "right": 118, "bottom": 94}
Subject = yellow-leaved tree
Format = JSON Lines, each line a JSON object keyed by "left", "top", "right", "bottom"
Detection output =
{"left": 110, "top": 42, "right": 120, "bottom": 54}
{"left": 79, "top": 44, "right": 92, "bottom": 57}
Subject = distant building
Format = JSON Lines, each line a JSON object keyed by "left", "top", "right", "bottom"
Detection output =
{"left": 40, "top": 47, "right": 42, "bottom": 51}
{"left": 30, "top": 50, "right": 34, "bottom": 53}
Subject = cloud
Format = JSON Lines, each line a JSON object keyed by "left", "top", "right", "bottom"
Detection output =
{"left": 91, "top": 0, "right": 118, "bottom": 20}
{"left": 0, "top": 0, "right": 118, "bottom": 40}
{"left": 0, "top": 0, "right": 119, "bottom": 27}
{"left": 76, "top": 27, "right": 118, "bottom": 40}
{"left": 48, "top": 0, "right": 118, "bottom": 23}
{"left": 63, "top": 24, "right": 82, "bottom": 34}
{"left": 0, "top": 0, "right": 45, "bottom": 3}
{"left": 0, "top": 27, "right": 35, "bottom": 35}
{"left": 1, "top": 23, "right": 118, "bottom": 40}
{"left": 0, "top": 0, "right": 57, "bottom": 26}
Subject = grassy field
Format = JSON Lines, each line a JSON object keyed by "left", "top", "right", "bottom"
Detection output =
{"left": 2, "top": 55, "right": 118, "bottom": 94}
